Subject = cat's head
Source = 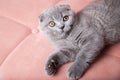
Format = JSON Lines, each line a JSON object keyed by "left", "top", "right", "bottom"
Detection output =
{"left": 39, "top": 5, "right": 75, "bottom": 39}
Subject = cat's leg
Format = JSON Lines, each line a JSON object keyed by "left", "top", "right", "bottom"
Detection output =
{"left": 67, "top": 35, "right": 104, "bottom": 79}
{"left": 45, "top": 48, "right": 77, "bottom": 75}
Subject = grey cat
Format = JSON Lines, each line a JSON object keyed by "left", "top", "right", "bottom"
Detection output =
{"left": 39, "top": 0, "right": 120, "bottom": 79}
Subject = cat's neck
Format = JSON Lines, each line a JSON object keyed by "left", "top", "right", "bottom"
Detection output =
{"left": 67, "top": 12, "right": 92, "bottom": 41}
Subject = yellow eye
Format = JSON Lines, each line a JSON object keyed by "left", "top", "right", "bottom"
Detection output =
{"left": 63, "top": 15, "right": 69, "bottom": 21}
{"left": 49, "top": 21, "right": 55, "bottom": 27}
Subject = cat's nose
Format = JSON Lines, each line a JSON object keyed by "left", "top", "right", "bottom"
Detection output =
{"left": 59, "top": 26, "right": 64, "bottom": 30}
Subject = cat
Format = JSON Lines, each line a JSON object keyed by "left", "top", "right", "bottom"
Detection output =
{"left": 39, "top": 0, "right": 120, "bottom": 79}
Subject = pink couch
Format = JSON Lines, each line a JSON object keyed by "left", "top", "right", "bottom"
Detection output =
{"left": 0, "top": 0, "right": 120, "bottom": 80}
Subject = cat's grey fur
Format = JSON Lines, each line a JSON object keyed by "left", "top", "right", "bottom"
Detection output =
{"left": 39, "top": 0, "right": 120, "bottom": 79}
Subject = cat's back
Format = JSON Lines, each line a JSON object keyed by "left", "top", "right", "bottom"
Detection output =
{"left": 84, "top": 0, "right": 120, "bottom": 12}
{"left": 82, "top": 0, "right": 120, "bottom": 27}
{"left": 82, "top": 0, "right": 120, "bottom": 44}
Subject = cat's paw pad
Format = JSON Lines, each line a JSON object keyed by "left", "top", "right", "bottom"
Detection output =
{"left": 67, "top": 68, "right": 83, "bottom": 80}
{"left": 45, "top": 59, "right": 58, "bottom": 75}
{"left": 67, "top": 62, "right": 88, "bottom": 80}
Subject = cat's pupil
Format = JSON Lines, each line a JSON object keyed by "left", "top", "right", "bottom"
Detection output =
{"left": 63, "top": 15, "right": 69, "bottom": 21}
{"left": 49, "top": 21, "right": 55, "bottom": 27}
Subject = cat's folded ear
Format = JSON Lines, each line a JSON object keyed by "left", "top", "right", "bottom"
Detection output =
{"left": 59, "top": 5, "right": 71, "bottom": 10}
{"left": 39, "top": 14, "right": 45, "bottom": 22}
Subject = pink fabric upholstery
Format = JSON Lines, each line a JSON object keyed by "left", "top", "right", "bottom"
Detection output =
{"left": 0, "top": 0, "right": 120, "bottom": 80}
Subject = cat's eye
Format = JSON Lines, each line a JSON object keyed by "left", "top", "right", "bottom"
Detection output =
{"left": 49, "top": 21, "right": 55, "bottom": 27}
{"left": 63, "top": 15, "right": 69, "bottom": 21}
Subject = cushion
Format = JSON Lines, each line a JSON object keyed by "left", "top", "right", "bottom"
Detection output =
{"left": 0, "top": 0, "right": 120, "bottom": 80}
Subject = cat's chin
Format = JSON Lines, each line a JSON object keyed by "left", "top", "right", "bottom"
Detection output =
{"left": 59, "top": 30, "right": 71, "bottom": 39}
{"left": 59, "top": 33, "right": 68, "bottom": 39}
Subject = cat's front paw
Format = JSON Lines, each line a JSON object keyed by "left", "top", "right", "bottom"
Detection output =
{"left": 45, "top": 59, "right": 58, "bottom": 76}
{"left": 67, "top": 61, "right": 89, "bottom": 80}
{"left": 67, "top": 66, "right": 83, "bottom": 80}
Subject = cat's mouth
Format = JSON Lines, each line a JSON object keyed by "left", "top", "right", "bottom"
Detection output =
{"left": 64, "top": 25, "right": 73, "bottom": 32}
{"left": 58, "top": 25, "right": 73, "bottom": 34}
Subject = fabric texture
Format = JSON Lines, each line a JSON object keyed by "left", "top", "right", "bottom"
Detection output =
{"left": 0, "top": 0, "right": 120, "bottom": 80}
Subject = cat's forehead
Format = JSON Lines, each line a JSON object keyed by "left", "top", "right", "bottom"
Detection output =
{"left": 39, "top": 5, "right": 73, "bottom": 23}
{"left": 43, "top": 5, "right": 71, "bottom": 16}
{"left": 45, "top": 7, "right": 60, "bottom": 16}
